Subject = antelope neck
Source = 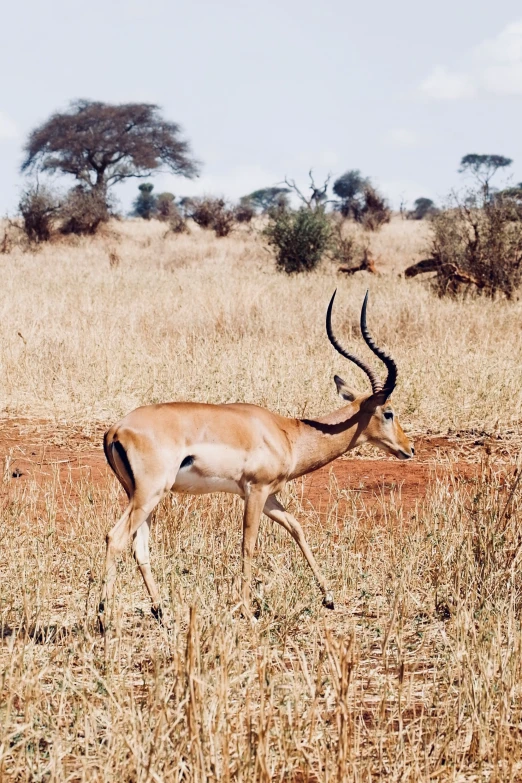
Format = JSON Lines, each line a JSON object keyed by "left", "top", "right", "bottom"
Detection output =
{"left": 290, "top": 405, "right": 366, "bottom": 479}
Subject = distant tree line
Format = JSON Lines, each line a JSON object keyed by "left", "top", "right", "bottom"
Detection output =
{"left": 5, "top": 98, "right": 522, "bottom": 298}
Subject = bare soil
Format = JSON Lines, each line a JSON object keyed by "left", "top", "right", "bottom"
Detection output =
{"left": 2, "top": 418, "right": 518, "bottom": 523}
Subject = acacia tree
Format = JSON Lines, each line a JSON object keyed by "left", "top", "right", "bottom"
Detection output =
{"left": 21, "top": 100, "right": 200, "bottom": 212}
{"left": 332, "top": 169, "right": 368, "bottom": 216}
{"left": 332, "top": 169, "right": 390, "bottom": 230}
{"left": 410, "top": 197, "right": 437, "bottom": 220}
{"left": 459, "top": 154, "right": 512, "bottom": 197}
{"left": 242, "top": 187, "right": 290, "bottom": 213}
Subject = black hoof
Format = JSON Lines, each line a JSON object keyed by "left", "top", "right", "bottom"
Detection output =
{"left": 151, "top": 605, "right": 163, "bottom": 623}
{"left": 322, "top": 592, "right": 335, "bottom": 610}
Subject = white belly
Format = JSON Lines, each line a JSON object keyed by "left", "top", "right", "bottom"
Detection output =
{"left": 172, "top": 466, "right": 242, "bottom": 496}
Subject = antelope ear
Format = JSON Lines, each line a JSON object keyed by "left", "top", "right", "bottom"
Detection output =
{"left": 334, "top": 375, "right": 358, "bottom": 402}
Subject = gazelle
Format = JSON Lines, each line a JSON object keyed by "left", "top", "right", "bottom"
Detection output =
{"left": 99, "top": 291, "right": 413, "bottom": 629}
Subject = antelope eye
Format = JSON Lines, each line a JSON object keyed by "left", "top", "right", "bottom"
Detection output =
{"left": 384, "top": 410, "right": 394, "bottom": 421}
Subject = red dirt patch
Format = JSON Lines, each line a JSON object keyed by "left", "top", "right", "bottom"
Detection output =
{"left": 0, "top": 418, "right": 516, "bottom": 521}
{"left": 300, "top": 436, "right": 483, "bottom": 517}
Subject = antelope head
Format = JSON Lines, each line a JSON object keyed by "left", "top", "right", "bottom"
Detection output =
{"left": 326, "top": 290, "right": 414, "bottom": 460}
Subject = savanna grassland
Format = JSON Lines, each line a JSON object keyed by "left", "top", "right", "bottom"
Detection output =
{"left": 1, "top": 217, "right": 522, "bottom": 781}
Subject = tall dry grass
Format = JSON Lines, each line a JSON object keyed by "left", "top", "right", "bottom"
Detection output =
{"left": 0, "top": 218, "right": 522, "bottom": 435}
{"left": 1, "top": 457, "right": 522, "bottom": 780}
{"left": 2, "top": 219, "right": 522, "bottom": 781}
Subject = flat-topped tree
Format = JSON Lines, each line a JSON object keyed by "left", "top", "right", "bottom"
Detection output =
{"left": 243, "top": 187, "right": 291, "bottom": 213}
{"left": 21, "top": 100, "right": 200, "bottom": 212}
{"left": 459, "top": 154, "right": 512, "bottom": 198}
{"left": 333, "top": 170, "right": 368, "bottom": 217}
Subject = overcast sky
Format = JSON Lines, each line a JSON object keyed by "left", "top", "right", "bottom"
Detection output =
{"left": 1, "top": 0, "right": 521, "bottom": 213}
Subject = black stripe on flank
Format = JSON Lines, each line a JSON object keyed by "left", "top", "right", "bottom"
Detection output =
{"left": 180, "top": 455, "right": 195, "bottom": 469}
{"left": 113, "top": 440, "right": 135, "bottom": 490}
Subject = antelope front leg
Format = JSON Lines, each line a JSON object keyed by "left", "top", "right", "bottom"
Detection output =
{"left": 241, "top": 487, "right": 270, "bottom": 613}
{"left": 263, "top": 494, "right": 334, "bottom": 609}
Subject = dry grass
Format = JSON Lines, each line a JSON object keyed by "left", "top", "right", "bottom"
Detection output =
{"left": 1, "top": 457, "right": 522, "bottom": 780}
{"left": 2, "top": 219, "right": 522, "bottom": 780}
{"left": 1, "top": 218, "right": 522, "bottom": 435}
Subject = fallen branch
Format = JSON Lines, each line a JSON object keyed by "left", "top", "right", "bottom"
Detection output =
{"left": 339, "top": 248, "right": 377, "bottom": 275}
{"left": 404, "top": 258, "right": 441, "bottom": 277}
{"left": 404, "top": 257, "right": 494, "bottom": 294}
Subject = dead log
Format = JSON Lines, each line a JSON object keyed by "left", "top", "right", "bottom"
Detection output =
{"left": 404, "top": 258, "right": 441, "bottom": 277}
{"left": 404, "top": 257, "right": 491, "bottom": 294}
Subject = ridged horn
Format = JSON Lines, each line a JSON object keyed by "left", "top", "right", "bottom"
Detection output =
{"left": 360, "top": 290, "right": 397, "bottom": 397}
{"left": 326, "top": 290, "right": 382, "bottom": 394}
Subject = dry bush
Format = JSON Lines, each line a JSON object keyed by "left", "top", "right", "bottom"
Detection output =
{"left": 187, "top": 197, "right": 235, "bottom": 237}
{"left": 155, "top": 192, "right": 176, "bottom": 220}
{"left": 212, "top": 206, "right": 235, "bottom": 238}
{"left": 0, "top": 221, "right": 25, "bottom": 254}
{"left": 0, "top": 227, "right": 11, "bottom": 254}
{"left": 428, "top": 193, "right": 522, "bottom": 298}
{"left": 167, "top": 207, "right": 189, "bottom": 234}
{"left": 17, "top": 183, "right": 111, "bottom": 244}
{"left": 328, "top": 214, "right": 368, "bottom": 269}
{"left": 59, "top": 186, "right": 110, "bottom": 236}
{"left": 151, "top": 193, "right": 188, "bottom": 234}
{"left": 360, "top": 184, "right": 391, "bottom": 231}
{"left": 332, "top": 172, "right": 391, "bottom": 231}
{"left": 18, "top": 184, "right": 61, "bottom": 243}
{"left": 234, "top": 200, "right": 255, "bottom": 224}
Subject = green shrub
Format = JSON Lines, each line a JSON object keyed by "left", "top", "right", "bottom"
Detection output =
{"left": 263, "top": 207, "right": 332, "bottom": 273}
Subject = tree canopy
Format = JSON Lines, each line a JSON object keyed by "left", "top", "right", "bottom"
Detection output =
{"left": 410, "top": 197, "right": 437, "bottom": 220}
{"left": 243, "top": 187, "right": 290, "bottom": 212}
{"left": 459, "top": 154, "right": 512, "bottom": 194}
{"left": 332, "top": 170, "right": 368, "bottom": 202}
{"left": 21, "top": 100, "right": 200, "bottom": 201}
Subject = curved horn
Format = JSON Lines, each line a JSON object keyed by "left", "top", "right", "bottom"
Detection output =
{"left": 360, "top": 290, "right": 397, "bottom": 397}
{"left": 326, "top": 290, "right": 382, "bottom": 394}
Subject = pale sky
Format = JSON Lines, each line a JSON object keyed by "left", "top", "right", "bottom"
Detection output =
{"left": 1, "top": 0, "right": 521, "bottom": 213}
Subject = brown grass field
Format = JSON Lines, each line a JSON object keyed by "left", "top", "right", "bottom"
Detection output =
{"left": 1, "top": 217, "right": 522, "bottom": 781}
